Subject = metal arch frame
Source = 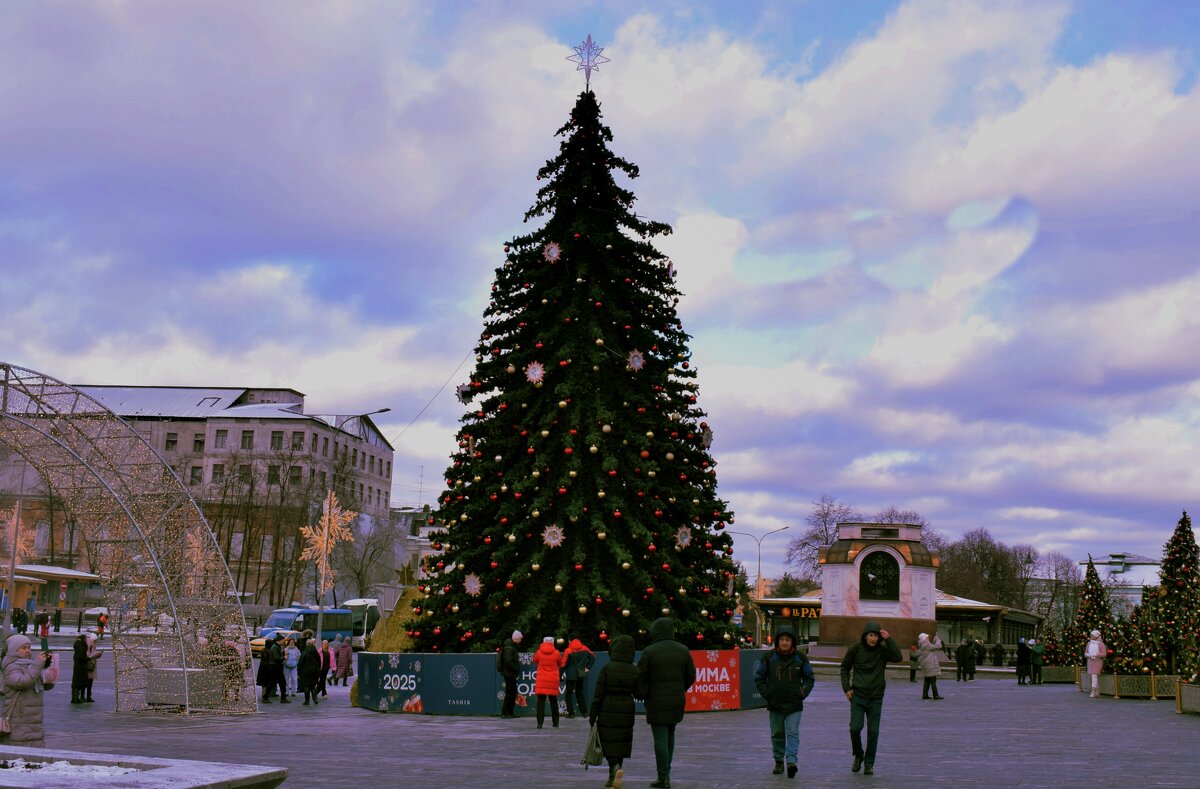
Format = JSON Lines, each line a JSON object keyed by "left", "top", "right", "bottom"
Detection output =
{"left": 0, "top": 362, "right": 255, "bottom": 715}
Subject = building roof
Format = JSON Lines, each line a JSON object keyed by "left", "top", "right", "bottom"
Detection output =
{"left": 15, "top": 564, "right": 101, "bottom": 581}
{"left": 79, "top": 386, "right": 257, "bottom": 419}
{"left": 754, "top": 587, "right": 1039, "bottom": 617}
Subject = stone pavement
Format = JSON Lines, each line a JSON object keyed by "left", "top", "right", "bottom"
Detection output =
{"left": 41, "top": 662, "right": 1200, "bottom": 788}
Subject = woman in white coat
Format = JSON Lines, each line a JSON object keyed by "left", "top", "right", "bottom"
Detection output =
{"left": 917, "top": 632, "right": 944, "bottom": 700}
{"left": 1083, "top": 630, "right": 1106, "bottom": 698}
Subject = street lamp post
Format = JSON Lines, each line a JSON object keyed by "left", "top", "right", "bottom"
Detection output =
{"left": 727, "top": 526, "right": 790, "bottom": 644}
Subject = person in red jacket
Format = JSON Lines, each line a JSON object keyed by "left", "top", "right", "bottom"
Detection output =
{"left": 532, "top": 636, "right": 565, "bottom": 729}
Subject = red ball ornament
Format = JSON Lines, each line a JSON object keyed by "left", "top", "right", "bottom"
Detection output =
{"left": 490, "top": 561, "right": 498, "bottom": 569}
{"left": 564, "top": 447, "right": 574, "bottom": 455}
{"left": 484, "top": 536, "right": 492, "bottom": 544}
{"left": 596, "top": 596, "right": 604, "bottom": 604}
{"left": 575, "top": 563, "right": 583, "bottom": 571}
{"left": 574, "top": 232, "right": 581, "bottom": 238}
{"left": 614, "top": 510, "right": 623, "bottom": 518}
{"left": 640, "top": 450, "right": 650, "bottom": 459}
{"left": 696, "top": 634, "right": 704, "bottom": 641}
{"left": 433, "top": 627, "right": 441, "bottom": 635}
{"left": 506, "top": 581, "right": 515, "bottom": 590}
{"left": 559, "top": 487, "right": 568, "bottom": 495}
{"left": 648, "top": 543, "right": 656, "bottom": 551}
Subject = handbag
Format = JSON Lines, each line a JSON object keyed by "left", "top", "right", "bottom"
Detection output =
{"left": 580, "top": 723, "right": 604, "bottom": 769}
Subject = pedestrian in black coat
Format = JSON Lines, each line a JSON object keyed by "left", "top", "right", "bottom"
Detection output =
{"left": 636, "top": 617, "right": 696, "bottom": 789}
{"left": 1016, "top": 638, "right": 1032, "bottom": 685}
{"left": 590, "top": 635, "right": 640, "bottom": 789}
{"left": 70, "top": 634, "right": 89, "bottom": 704}
{"left": 266, "top": 633, "right": 289, "bottom": 703}
{"left": 498, "top": 630, "right": 523, "bottom": 718}
{"left": 297, "top": 642, "right": 321, "bottom": 705}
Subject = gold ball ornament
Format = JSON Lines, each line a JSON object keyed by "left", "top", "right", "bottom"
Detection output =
{"left": 507, "top": 365, "right": 516, "bottom": 374}
{"left": 558, "top": 400, "right": 568, "bottom": 409}
{"left": 579, "top": 605, "right": 588, "bottom": 614}
{"left": 589, "top": 445, "right": 599, "bottom": 453}
{"left": 569, "top": 470, "right": 577, "bottom": 478}
{"left": 532, "top": 563, "right": 541, "bottom": 571}
{"left": 602, "top": 424, "right": 612, "bottom": 433}
{"left": 621, "top": 562, "right": 631, "bottom": 570}
{"left": 540, "top": 429, "right": 550, "bottom": 438}
{"left": 662, "top": 607, "right": 670, "bottom": 615}
{"left": 598, "top": 491, "right": 606, "bottom": 499}
{"left": 507, "top": 534, "right": 517, "bottom": 543}
{"left": 532, "top": 510, "right": 541, "bottom": 518}
{"left": 622, "top": 609, "right": 631, "bottom": 617}
{"left": 597, "top": 532, "right": 606, "bottom": 540}
{"left": 665, "top": 453, "right": 675, "bottom": 461}
{"left": 532, "top": 470, "right": 541, "bottom": 478}
{"left": 555, "top": 583, "right": 564, "bottom": 593}
{"left": 595, "top": 338, "right": 605, "bottom": 346}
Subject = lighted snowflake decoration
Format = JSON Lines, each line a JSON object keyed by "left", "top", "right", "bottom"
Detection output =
{"left": 627, "top": 349, "right": 646, "bottom": 372}
{"left": 542, "top": 241, "right": 562, "bottom": 263}
{"left": 526, "top": 361, "right": 546, "bottom": 384}
{"left": 566, "top": 34, "right": 610, "bottom": 88}
{"left": 700, "top": 425, "right": 714, "bottom": 449}
{"left": 456, "top": 383, "right": 473, "bottom": 404}
{"left": 464, "top": 573, "right": 483, "bottom": 597}
{"left": 542, "top": 524, "right": 565, "bottom": 548}
{"left": 675, "top": 527, "right": 692, "bottom": 550}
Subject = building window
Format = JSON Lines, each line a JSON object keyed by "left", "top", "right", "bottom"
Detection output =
{"left": 214, "top": 429, "right": 228, "bottom": 449}
{"left": 212, "top": 464, "right": 225, "bottom": 483}
{"left": 261, "top": 535, "right": 274, "bottom": 562}
{"left": 288, "top": 466, "right": 302, "bottom": 485}
{"left": 318, "top": 470, "right": 327, "bottom": 489}
{"left": 361, "top": 453, "right": 366, "bottom": 470}
{"left": 311, "top": 433, "right": 318, "bottom": 453}
{"left": 238, "top": 464, "right": 251, "bottom": 484}
{"left": 384, "top": 492, "right": 388, "bottom": 509}
{"left": 268, "top": 465, "right": 280, "bottom": 485}
{"left": 333, "top": 441, "right": 339, "bottom": 459}
{"left": 369, "top": 456, "right": 375, "bottom": 474}
{"left": 165, "top": 432, "right": 178, "bottom": 451}
{"left": 322, "top": 438, "right": 329, "bottom": 457}
{"left": 230, "top": 533, "right": 243, "bottom": 558}
{"left": 386, "top": 461, "right": 391, "bottom": 478}
{"left": 189, "top": 466, "right": 203, "bottom": 485}
{"left": 241, "top": 430, "right": 254, "bottom": 450}
{"left": 859, "top": 551, "right": 901, "bottom": 601}
{"left": 197, "top": 396, "right": 220, "bottom": 407}
{"left": 352, "top": 448, "right": 358, "bottom": 466}
{"left": 193, "top": 434, "right": 205, "bottom": 452}
{"left": 368, "top": 486, "right": 373, "bottom": 505}
{"left": 270, "top": 431, "right": 284, "bottom": 450}
{"left": 292, "top": 431, "right": 304, "bottom": 451}
{"left": 358, "top": 482, "right": 364, "bottom": 501}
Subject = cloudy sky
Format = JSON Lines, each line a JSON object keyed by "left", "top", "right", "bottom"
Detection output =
{"left": 3, "top": 1, "right": 1198, "bottom": 581}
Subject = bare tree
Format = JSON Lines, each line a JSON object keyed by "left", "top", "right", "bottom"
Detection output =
{"left": 332, "top": 515, "right": 400, "bottom": 599}
{"left": 872, "top": 506, "right": 927, "bottom": 526}
{"left": 785, "top": 495, "right": 862, "bottom": 583}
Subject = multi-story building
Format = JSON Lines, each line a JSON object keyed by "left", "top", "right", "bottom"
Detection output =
{"left": 66, "top": 385, "right": 396, "bottom": 607}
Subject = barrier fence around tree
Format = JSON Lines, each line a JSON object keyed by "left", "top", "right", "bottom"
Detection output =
{"left": 358, "top": 649, "right": 769, "bottom": 715}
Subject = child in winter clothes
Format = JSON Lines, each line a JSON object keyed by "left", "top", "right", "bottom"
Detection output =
{"left": 562, "top": 634, "right": 595, "bottom": 718}
{"left": 1084, "top": 630, "right": 1107, "bottom": 698}
{"left": 532, "top": 636, "right": 565, "bottom": 729}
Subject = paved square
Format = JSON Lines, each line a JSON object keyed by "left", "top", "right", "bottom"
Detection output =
{"left": 43, "top": 662, "right": 1200, "bottom": 788}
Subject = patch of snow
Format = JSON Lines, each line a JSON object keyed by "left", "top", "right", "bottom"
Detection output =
{"left": 0, "top": 758, "right": 140, "bottom": 776}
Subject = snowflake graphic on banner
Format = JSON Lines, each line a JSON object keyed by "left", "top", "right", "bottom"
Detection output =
{"left": 526, "top": 361, "right": 546, "bottom": 384}
{"left": 464, "top": 573, "right": 483, "bottom": 597}
{"left": 710, "top": 700, "right": 725, "bottom": 710}
{"left": 706, "top": 650, "right": 720, "bottom": 662}
{"left": 542, "top": 524, "right": 565, "bottom": 548}
{"left": 389, "top": 655, "right": 402, "bottom": 669}
{"left": 379, "top": 698, "right": 390, "bottom": 712}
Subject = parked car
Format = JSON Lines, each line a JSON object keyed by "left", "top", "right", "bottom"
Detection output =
{"left": 256, "top": 607, "right": 353, "bottom": 645}
{"left": 250, "top": 629, "right": 300, "bottom": 659}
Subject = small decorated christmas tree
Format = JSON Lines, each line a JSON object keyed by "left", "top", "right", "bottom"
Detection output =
{"left": 1064, "top": 557, "right": 1116, "bottom": 669}
{"left": 1040, "top": 622, "right": 1063, "bottom": 667}
{"left": 404, "top": 40, "right": 739, "bottom": 652}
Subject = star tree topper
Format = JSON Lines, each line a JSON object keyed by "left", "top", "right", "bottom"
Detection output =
{"left": 567, "top": 34, "right": 610, "bottom": 89}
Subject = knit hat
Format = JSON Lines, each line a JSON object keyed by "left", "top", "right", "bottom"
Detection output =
{"left": 5, "top": 634, "right": 30, "bottom": 653}
{"left": 543, "top": 636, "right": 554, "bottom": 643}
{"left": 918, "top": 632, "right": 929, "bottom": 643}
{"left": 1091, "top": 629, "right": 1101, "bottom": 638}
{"left": 512, "top": 630, "right": 522, "bottom": 641}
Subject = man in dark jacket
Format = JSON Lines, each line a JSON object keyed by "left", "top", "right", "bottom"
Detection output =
{"left": 636, "top": 617, "right": 696, "bottom": 789}
{"left": 266, "top": 633, "right": 290, "bottom": 703}
{"left": 839, "top": 621, "right": 902, "bottom": 776}
{"left": 1016, "top": 637, "right": 1031, "bottom": 684}
{"left": 498, "top": 630, "right": 523, "bottom": 718}
{"left": 755, "top": 625, "right": 815, "bottom": 779}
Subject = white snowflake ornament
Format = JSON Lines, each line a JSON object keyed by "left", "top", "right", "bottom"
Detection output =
{"left": 526, "top": 361, "right": 546, "bottom": 384}
{"left": 542, "top": 241, "right": 562, "bottom": 263}
{"left": 627, "top": 350, "right": 645, "bottom": 372}
{"left": 464, "top": 573, "right": 483, "bottom": 597}
{"left": 675, "top": 527, "right": 692, "bottom": 550}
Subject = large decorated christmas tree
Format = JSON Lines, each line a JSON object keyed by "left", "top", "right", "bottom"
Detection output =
{"left": 1139, "top": 511, "right": 1200, "bottom": 679}
{"left": 405, "top": 43, "right": 738, "bottom": 653}
{"left": 1063, "top": 557, "right": 1116, "bottom": 669}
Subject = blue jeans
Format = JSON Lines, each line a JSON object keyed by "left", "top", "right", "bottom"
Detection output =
{"left": 769, "top": 709, "right": 802, "bottom": 764}
{"left": 849, "top": 694, "right": 883, "bottom": 766}
{"left": 650, "top": 723, "right": 676, "bottom": 781}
